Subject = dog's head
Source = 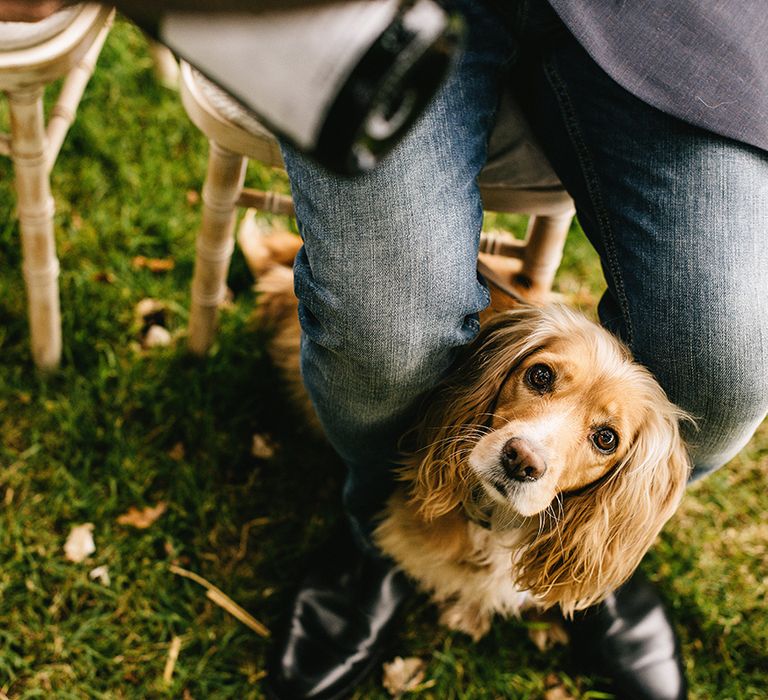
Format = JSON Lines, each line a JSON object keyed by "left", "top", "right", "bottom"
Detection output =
{"left": 402, "top": 305, "right": 691, "bottom": 614}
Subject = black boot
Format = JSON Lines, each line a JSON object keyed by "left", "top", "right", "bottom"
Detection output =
{"left": 265, "top": 528, "right": 413, "bottom": 700}
{"left": 566, "top": 570, "right": 688, "bottom": 700}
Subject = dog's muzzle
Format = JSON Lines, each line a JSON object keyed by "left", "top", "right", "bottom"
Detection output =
{"left": 500, "top": 437, "right": 547, "bottom": 482}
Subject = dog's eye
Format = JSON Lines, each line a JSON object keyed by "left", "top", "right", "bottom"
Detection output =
{"left": 592, "top": 427, "right": 619, "bottom": 454}
{"left": 525, "top": 363, "right": 555, "bottom": 393}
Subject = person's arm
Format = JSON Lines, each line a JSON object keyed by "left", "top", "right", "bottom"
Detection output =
{"left": 0, "top": 0, "right": 67, "bottom": 21}
{"left": 0, "top": 0, "right": 360, "bottom": 22}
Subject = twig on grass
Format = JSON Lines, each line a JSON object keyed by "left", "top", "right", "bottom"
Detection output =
{"left": 169, "top": 565, "right": 270, "bottom": 638}
{"left": 235, "top": 516, "right": 272, "bottom": 562}
{"left": 163, "top": 635, "right": 182, "bottom": 685}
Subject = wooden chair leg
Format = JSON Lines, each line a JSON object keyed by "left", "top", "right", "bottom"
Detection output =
{"left": 149, "top": 41, "right": 179, "bottom": 90}
{"left": 188, "top": 140, "right": 247, "bottom": 355}
{"left": 516, "top": 212, "right": 573, "bottom": 299}
{"left": 9, "top": 87, "right": 61, "bottom": 370}
{"left": 45, "top": 14, "right": 113, "bottom": 173}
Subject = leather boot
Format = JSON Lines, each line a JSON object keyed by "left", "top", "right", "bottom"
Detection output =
{"left": 566, "top": 570, "right": 688, "bottom": 700}
{"left": 265, "top": 528, "right": 413, "bottom": 700}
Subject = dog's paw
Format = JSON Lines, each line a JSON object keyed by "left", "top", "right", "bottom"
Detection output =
{"left": 438, "top": 601, "right": 492, "bottom": 641}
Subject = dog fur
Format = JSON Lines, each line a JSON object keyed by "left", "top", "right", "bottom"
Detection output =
{"left": 239, "top": 215, "right": 691, "bottom": 640}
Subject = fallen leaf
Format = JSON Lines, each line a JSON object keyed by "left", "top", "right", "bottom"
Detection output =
{"left": 143, "top": 325, "right": 172, "bottom": 348}
{"left": 89, "top": 565, "right": 111, "bottom": 586}
{"left": 132, "top": 255, "right": 175, "bottom": 273}
{"left": 117, "top": 502, "right": 168, "bottom": 529}
{"left": 543, "top": 674, "right": 576, "bottom": 700}
{"left": 544, "top": 687, "right": 575, "bottom": 700}
{"left": 92, "top": 270, "right": 116, "bottom": 284}
{"left": 64, "top": 523, "right": 95, "bottom": 562}
{"left": 135, "top": 298, "right": 166, "bottom": 324}
{"left": 251, "top": 433, "right": 276, "bottom": 459}
{"left": 382, "top": 656, "right": 426, "bottom": 697}
{"left": 168, "top": 442, "right": 185, "bottom": 461}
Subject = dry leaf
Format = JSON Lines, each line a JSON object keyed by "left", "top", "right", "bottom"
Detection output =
{"left": 186, "top": 190, "right": 200, "bottom": 205}
{"left": 251, "top": 433, "right": 276, "bottom": 459}
{"left": 132, "top": 255, "right": 175, "bottom": 273}
{"left": 89, "top": 565, "right": 111, "bottom": 586}
{"left": 92, "top": 270, "right": 116, "bottom": 284}
{"left": 382, "top": 656, "right": 426, "bottom": 697}
{"left": 135, "top": 298, "right": 166, "bottom": 323}
{"left": 64, "top": 523, "right": 95, "bottom": 562}
{"left": 168, "top": 442, "right": 185, "bottom": 461}
{"left": 526, "top": 621, "right": 569, "bottom": 652}
{"left": 117, "top": 502, "right": 168, "bottom": 529}
{"left": 143, "top": 325, "right": 172, "bottom": 348}
{"left": 543, "top": 674, "right": 576, "bottom": 700}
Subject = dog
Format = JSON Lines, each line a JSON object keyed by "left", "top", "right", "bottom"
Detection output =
{"left": 239, "top": 214, "right": 691, "bottom": 642}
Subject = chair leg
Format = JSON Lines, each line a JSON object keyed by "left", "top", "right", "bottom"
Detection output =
{"left": 149, "top": 41, "right": 180, "bottom": 90}
{"left": 9, "top": 87, "right": 61, "bottom": 370}
{"left": 188, "top": 140, "right": 247, "bottom": 355}
{"left": 517, "top": 212, "right": 573, "bottom": 299}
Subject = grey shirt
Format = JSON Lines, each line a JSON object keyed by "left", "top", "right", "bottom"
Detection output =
{"left": 547, "top": 0, "right": 768, "bottom": 152}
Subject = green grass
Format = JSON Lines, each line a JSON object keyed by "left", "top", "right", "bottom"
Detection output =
{"left": 0, "top": 19, "right": 766, "bottom": 700}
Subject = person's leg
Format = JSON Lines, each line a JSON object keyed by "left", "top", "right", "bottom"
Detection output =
{"left": 280, "top": 1, "right": 515, "bottom": 546}
{"left": 511, "top": 4, "right": 768, "bottom": 699}
{"left": 516, "top": 3, "right": 768, "bottom": 481}
{"left": 266, "top": 4, "right": 516, "bottom": 698}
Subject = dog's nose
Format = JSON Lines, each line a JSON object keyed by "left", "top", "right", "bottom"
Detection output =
{"left": 500, "top": 438, "right": 547, "bottom": 482}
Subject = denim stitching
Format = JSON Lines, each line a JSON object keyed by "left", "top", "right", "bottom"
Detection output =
{"left": 541, "top": 55, "right": 635, "bottom": 346}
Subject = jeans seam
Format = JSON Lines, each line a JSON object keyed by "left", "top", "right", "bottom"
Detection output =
{"left": 541, "top": 54, "right": 635, "bottom": 346}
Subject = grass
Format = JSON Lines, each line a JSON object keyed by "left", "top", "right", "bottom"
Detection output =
{"left": 0, "top": 18, "right": 766, "bottom": 700}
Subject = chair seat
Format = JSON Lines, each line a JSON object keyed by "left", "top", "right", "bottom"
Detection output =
{"left": 0, "top": 5, "right": 83, "bottom": 51}
{"left": 183, "top": 64, "right": 285, "bottom": 168}
{"left": 480, "top": 87, "right": 562, "bottom": 191}
{"left": 182, "top": 62, "right": 573, "bottom": 215}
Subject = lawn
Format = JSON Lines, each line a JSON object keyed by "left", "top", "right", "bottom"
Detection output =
{"left": 0, "top": 18, "right": 766, "bottom": 700}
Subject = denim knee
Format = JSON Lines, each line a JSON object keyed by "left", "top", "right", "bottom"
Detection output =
{"left": 293, "top": 243, "right": 489, "bottom": 432}
{"left": 630, "top": 296, "right": 768, "bottom": 480}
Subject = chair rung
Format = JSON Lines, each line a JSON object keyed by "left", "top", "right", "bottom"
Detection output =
{"left": 479, "top": 231, "right": 525, "bottom": 259}
{"left": 237, "top": 188, "right": 295, "bottom": 216}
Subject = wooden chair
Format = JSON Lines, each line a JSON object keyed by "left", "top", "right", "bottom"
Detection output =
{"left": 179, "top": 61, "right": 575, "bottom": 355}
{"left": 0, "top": 4, "right": 114, "bottom": 369}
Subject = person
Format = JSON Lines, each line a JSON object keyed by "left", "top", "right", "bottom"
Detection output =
{"left": 267, "top": 2, "right": 768, "bottom": 699}
{"left": 3, "top": 1, "right": 766, "bottom": 698}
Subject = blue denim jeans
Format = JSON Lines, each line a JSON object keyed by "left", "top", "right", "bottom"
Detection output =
{"left": 280, "top": 0, "right": 768, "bottom": 540}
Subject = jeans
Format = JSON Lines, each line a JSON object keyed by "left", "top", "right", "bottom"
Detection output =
{"left": 280, "top": 0, "right": 768, "bottom": 540}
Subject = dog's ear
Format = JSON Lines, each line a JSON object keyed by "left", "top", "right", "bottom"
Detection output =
{"left": 401, "top": 307, "right": 548, "bottom": 521}
{"left": 515, "top": 398, "right": 692, "bottom": 616}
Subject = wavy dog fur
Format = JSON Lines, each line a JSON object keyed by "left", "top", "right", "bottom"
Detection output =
{"left": 378, "top": 307, "right": 691, "bottom": 626}
{"left": 242, "top": 222, "right": 691, "bottom": 637}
